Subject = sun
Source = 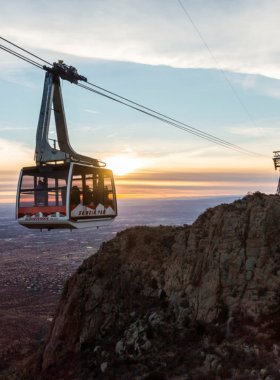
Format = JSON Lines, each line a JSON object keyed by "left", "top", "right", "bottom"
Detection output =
{"left": 105, "top": 156, "right": 141, "bottom": 176}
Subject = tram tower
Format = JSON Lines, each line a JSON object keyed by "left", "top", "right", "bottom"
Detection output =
{"left": 273, "top": 151, "right": 280, "bottom": 194}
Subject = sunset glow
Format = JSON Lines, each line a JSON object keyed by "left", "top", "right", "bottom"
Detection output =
{"left": 1, "top": 0, "right": 280, "bottom": 203}
{"left": 105, "top": 156, "right": 143, "bottom": 176}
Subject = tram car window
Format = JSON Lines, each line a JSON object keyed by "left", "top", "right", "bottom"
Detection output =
{"left": 70, "top": 165, "right": 116, "bottom": 219}
{"left": 19, "top": 166, "right": 68, "bottom": 217}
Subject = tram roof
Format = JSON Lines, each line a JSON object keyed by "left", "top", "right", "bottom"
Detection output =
{"left": 21, "top": 163, "right": 113, "bottom": 173}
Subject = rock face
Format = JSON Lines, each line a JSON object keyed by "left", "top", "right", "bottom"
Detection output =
{"left": 13, "top": 193, "right": 280, "bottom": 379}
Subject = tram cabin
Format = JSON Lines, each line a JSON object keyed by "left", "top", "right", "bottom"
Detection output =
{"left": 16, "top": 163, "right": 117, "bottom": 229}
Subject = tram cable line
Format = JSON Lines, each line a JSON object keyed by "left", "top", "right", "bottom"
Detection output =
{"left": 0, "top": 44, "right": 44, "bottom": 69}
{"left": 0, "top": 37, "right": 52, "bottom": 66}
{"left": 84, "top": 81, "right": 268, "bottom": 158}
{"left": 0, "top": 38, "right": 269, "bottom": 159}
{"left": 177, "top": 0, "right": 269, "bottom": 146}
{"left": 76, "top": 82, "right": 268, "bottom": 158}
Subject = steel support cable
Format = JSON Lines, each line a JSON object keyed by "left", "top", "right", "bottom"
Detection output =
{"left": 77, "top": 83, "right": 255, "bottom": 156}
{"left": 0, "top": 44, "right": 43, "bottom": 69}
{"left": 81, "top": 81, "right": 268, "bottom": 158}
{"left": 0, "top": 45, "right": 44, "bottom": 69}
{"left": 177, "top": 0, "right": 268, "bottom": 142}
{"left": 85, "top": 80, "right": 269, "bottom": 158}
{"left": 0, "top": 36, "right": 52, "bottom": 66}
{"left": 0, "top": 39, "right": 269, "bottom": 159}
{"left": 76, "top": 82, "right": 267, "bottom": 158}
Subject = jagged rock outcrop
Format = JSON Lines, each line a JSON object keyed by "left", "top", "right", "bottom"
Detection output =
{"left": 8, "top": 193, "right": 280, "bottom": 380}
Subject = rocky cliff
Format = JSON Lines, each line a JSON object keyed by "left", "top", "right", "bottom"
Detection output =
{"left": 7, "top": 192, "right": 280, "bottom": 380}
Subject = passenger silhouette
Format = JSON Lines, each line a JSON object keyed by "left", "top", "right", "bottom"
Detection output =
{"left": 70, "top": 185, "right": 80, "bottom": 206}
{"left": 84, "top": 185, "right": 93, "bottom": 205}
{"left": 61, "top": 186, "right": 67, "bottom": 206}
{"left": 35, "top": 179, "right": 47, "bottom": 206}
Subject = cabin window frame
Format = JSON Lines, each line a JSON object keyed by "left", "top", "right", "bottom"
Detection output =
{"left": 69, "top": 163, "right": 117, "bottom": 220}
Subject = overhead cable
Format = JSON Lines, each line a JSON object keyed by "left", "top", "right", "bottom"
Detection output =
{"left": 0, "top": 38, "right": 270, "bottom": 159}
{"left": 85, "top": 81, "right": 268, "bottom": 158}
{"left": 76, "top": 83, "right": 268, "bottom": 158}
{"left": 0, "top": 44, "right": 44, "bottom": 69}
{"left": 0, "top": 36, "right": 52, "bottom": 66}
{"left": 177, "top": 0, "right": 266, "bottom": 138}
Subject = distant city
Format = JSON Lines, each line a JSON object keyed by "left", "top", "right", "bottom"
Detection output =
{"left": 0, "top": 196, "right": 241, "bottom": 298}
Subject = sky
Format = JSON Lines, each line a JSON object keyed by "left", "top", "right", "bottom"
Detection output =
{"left": 1, "top": 0, "right": 280, "bottom": 202}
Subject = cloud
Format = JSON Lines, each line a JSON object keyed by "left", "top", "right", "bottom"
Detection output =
{"left": 0, "top": 49, "right": 39, "bottom": 86}
{"left": 0, "top": 126, "right": 31, "bottom": 131}
{"left": 230, "top": 74, "right": 280, "bottom": 100}
{"left": 0, "top": 138, "right": 33, "bottom": 170}
{"left": 122, "top": 147, "right": 133, "bottom": 153}
{"left": 84, "top": 109, "right": 99, "bottom": 114}
{"left": 262, "top": 86, "right": 280, "bottom": 100}
{"left": 1, "top": 0, "right": 280, "bottom": 79}
{"left": 229, "top": 126, "right": 280, "bottom": 137}
{"left": 115, "top": 178, "right": 276, "bottom": 198}
{"left": 107, "top": 132, "right": 118, "bottom": 138}
{"left": 70, "top": 126, "right": 101, "bottom": 131}
{"left": 117, "top": 169, "right": 274, "bottom": 183}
